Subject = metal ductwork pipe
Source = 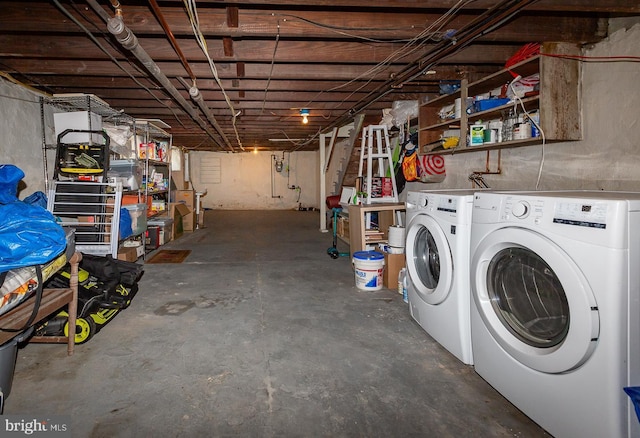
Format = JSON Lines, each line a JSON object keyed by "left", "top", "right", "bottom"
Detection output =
{"left": 85, "top": 2, "right": 232, "bottom": 151}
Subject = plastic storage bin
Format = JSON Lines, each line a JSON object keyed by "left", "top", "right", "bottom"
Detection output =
{"left": 473, "top": 97, "right": 511, "bottom": 113}
{"left": 108, "top": 159, "right": 143, "bottom": 190}
{"left": 148, "top": 217, "right": 173, "bottom": 245}
{"left": 123, "top": 203, "right": 147, "bottom": 236}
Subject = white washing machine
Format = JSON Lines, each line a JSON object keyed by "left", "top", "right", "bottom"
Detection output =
{"left": 470, "top": 191, "right": 640, "bottom": 438}
{"left": 405, "top": 190, "right": 476, "bottom": 365}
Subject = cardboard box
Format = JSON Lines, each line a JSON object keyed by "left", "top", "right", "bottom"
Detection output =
{"left": 117, "top": 246, "right": 138, "bottom": 262}
{"left": 171, "top": 168, "right": 188, "bottom": 190}
{"left": 172, "top": 191, "right": 196, "bottom": 231}
{"left": 173, "top": 189, "right": 195, "bottom": 210}
{"left": 182, "top": 209, "right": 196, "bottom": 232}
{"left": 171, "top": 203, "right": 189, "bottom": 240}
{"left": 337, "top": 215, "right": 349, "bottom": 239}
{"left": 383, "top": 252, "right": 406, "bottom": 290}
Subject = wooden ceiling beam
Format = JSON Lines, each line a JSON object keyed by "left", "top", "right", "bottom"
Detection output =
{"left": 226, "top": 6, "right": 239, "bottom": 28}
{"left": 223, "top": 37, "right": 234, "bottom": 57}
{"left": 23, "top": 65, "right": 494, "bottom": 89}
{"left": 130, "top": 0, "right": 639, "bottom": 13}
{"left": 3, "top": 0, "right": 630, "bottom": 151}
{"left": 121, "top": 100, "right": 391, "bottom": 114}
{"left": 0, "top": 34, "right": 524, "bottom": 65}
{"left": 106, "top": 98, "right": 395, "bottom": 111}
{"left": 0, "top": 4, "right": 603, "bottom": 42}
{"left": 56, "top": 84, "right": 436, "bottom": 100}
{"left": 2, "top": 60, "right": 424, "bottom": 81}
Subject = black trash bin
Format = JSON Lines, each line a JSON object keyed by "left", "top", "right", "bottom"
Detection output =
{"left": 0, "top": 327, "right": 33, "bottom": 413}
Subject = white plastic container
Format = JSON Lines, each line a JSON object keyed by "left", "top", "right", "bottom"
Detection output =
{"left": 54, "top": 111, "right": 103, "bottom": 144}
{"left": 513, "top": 121, "right": 532, "bottom": 139}
{"left": 397, "top": 267, "right": 406, "bottom": 295}
{"left": 352, "top": 251, "right": 385, "bottom": 291}
{"left": 388, "top": 225, "right": 406, "bottom": 248}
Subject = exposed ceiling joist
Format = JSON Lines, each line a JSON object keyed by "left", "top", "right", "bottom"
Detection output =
{"left": 1, "top": 0, "right": 635, "bottom": 151}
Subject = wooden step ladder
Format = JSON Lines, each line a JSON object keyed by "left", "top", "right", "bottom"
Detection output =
{"left": 357, "top": 124, "right": 399, "bottom": 204}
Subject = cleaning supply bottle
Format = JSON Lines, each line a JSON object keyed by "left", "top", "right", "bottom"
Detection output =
{"left": 398, "top": 268, "right": 408, "bottom": 303}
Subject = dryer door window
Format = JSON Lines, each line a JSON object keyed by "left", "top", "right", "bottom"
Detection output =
{"left": 471, "top": 227, "right": 599, "bottom": 373}
{"left": 406, "top": 214, "right": 453, "bottom": 305}
{"left": 487, "top": 248, "right": 569, "bottom": 348}
{"left": 415, "top": 226, "right": 439, "bottom": 289}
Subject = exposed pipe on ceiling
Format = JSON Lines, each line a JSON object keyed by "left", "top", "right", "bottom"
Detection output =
{"left": 148, "top": 0, "right": 235, "bottom": 151}
{"left": 109, "top": 0, "right": 122, "bottom": 17}
{"left": 176, "top": 76, "right": 235, "bottom": 152}
{"left": 148, "top": 0, "right": 196, "bottom": 81}
{"left": 85, "top": 0, "right": 233, "bottom": 152}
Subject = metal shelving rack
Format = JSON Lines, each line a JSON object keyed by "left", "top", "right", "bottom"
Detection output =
{"left": 40, "top": 93, "right": 136, "bottom": 189}
{"left": 41, "top": 95, "right": 174, "bottom": 258}
{"left": 41, "top": 94, "right": 141, "bottom": 259}
{"left": 135, "top": 119, "right": 172, "bottom": 220}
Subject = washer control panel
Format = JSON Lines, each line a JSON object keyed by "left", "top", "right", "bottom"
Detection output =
{"left": 553, "top": 201, "right": 608, "bottom": 229}
{"left": 501, "top": 195, "right": 609, "bottom": 229}
{"left": 503, "top": 197, "right": 545, "bottom": 223}
{"left": 406, "top": 192, "right": 431, "bottom": 211}
{"left": 437, "top": 196, "right": 458, "bottom": 214}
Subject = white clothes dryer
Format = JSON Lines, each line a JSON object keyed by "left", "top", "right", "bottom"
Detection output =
{"left": 405, "top": 190, "right": 476, "bottom": 365}
{"left": 470, "top": 191, "right": 640, "bottom": 438}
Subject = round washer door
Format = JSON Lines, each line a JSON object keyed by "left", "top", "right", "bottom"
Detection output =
{"left": 405, "top": 213, "right": 453, "bottom": 305}
{"left": 471, "top": 227, "right": 599, "bottom": 374}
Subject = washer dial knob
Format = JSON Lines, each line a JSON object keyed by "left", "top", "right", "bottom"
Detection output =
{"left": 512, "top": 201, "right": 530, "bottom": 218}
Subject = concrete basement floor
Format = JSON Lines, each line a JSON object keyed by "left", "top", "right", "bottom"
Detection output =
{"left": 7, "top": 210, "right": 549, "bottom": 437}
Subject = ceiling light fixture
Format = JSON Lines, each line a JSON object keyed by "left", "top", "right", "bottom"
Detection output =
{"left": 299, "top": 108, "right": 310, "bottom": 124}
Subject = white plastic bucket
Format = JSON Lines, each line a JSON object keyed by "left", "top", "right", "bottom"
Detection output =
{"left": 352, "top": 251, "right": 385, "bottom": 291}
